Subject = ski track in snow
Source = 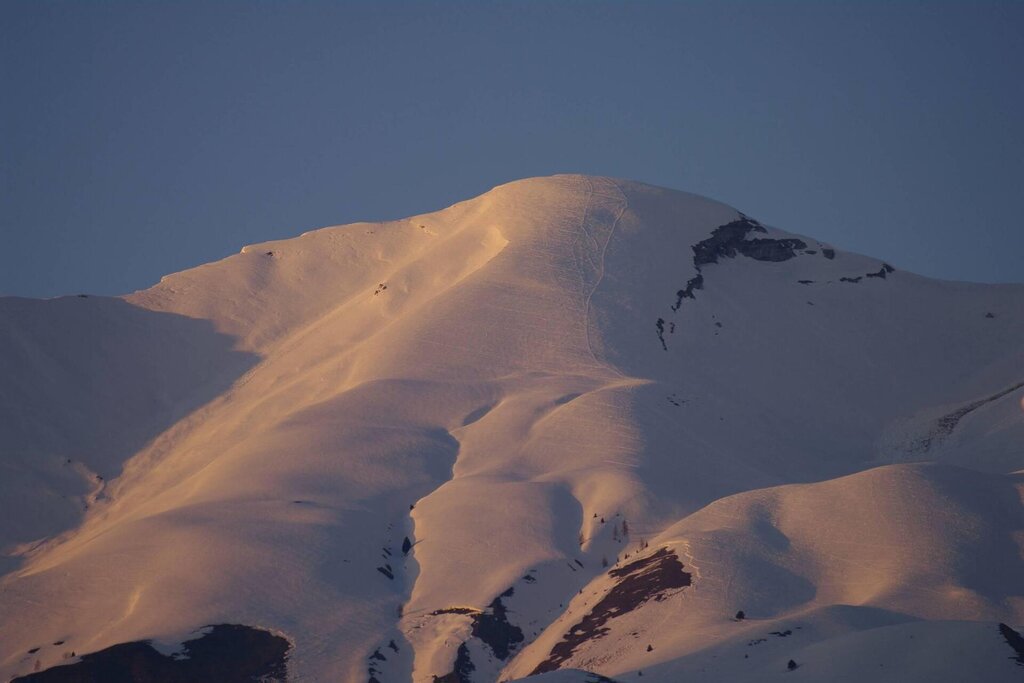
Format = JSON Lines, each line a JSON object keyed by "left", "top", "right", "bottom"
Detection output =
{"left": 581, "top": 178, "right": 629, "bottom": 380}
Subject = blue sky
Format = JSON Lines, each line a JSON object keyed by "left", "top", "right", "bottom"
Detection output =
{"left": 2, "top": 1, "right": 1022, "bottom": 297}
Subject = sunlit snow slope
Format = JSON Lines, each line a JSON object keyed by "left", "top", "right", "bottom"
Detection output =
{"left": 1, "top": 175, "right": 1022, "bottom": 682}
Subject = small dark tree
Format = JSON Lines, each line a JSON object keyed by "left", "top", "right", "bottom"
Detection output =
{"left": 401, "top": 537, "right": 412, "bottom": 555}
{"left": 787, "top": 659, "right": 798, "bottom": 671}
{"left": 646, "top": 644, "right": 653, "bottom": 652}
{"left": 735, "top": 610, "right": 745, "bottom": 621}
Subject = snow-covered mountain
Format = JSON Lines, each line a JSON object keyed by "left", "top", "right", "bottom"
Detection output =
{"left": 1, "top": 175, "right": 1022, "bottom": 682}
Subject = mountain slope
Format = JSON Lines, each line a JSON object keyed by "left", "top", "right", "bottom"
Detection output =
{"left": 503, "top": 463, "right": 1024, "bottom": 680}
{"left": 1, "top": 175, "right": 1021, "bottom": 682}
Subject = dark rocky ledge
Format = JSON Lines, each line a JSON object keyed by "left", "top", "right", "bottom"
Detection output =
{"left": 13, "top": 624, "right": 290, "bottom": 683}
{"left": 915, "top": 379, "right": 1024, "bottom": 452}
{"left": 531, "top": 548, "right": 691, "bottom": 675}
{"left": 428, "top": 586, "right": 526, "bottom": 682}
{"left": 999, "top": 622, "right": 1024, "bottom": 666}
{"left": 691, "top": 217, "right": 807, "bottom": 267}
{"left": 669, "top": 216, "right": 807, "bottom": 315}
{"left": 470, "top": 588, "right": 525, "bottom": 660}
{"left": 840, "top": 263, "right": 894, "bottom": 284}
{"left": 433, "top": 587, "right": 525, "bottom": 658}
{"left": 431, "top": 643, "right": 475, "bottom": 683}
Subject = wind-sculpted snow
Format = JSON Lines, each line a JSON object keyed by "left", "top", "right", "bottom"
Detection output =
{"left": 1, "top": 175, "right": 1023, "bottom": 682}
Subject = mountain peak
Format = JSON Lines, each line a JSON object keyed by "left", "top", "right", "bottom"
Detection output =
{"left": 2, "top": 177, "right": 1023, "bottom": 682}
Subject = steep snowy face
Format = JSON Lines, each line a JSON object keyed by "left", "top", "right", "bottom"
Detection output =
{"left": 0, "top": 175, "right": 1022, "bottom": 683}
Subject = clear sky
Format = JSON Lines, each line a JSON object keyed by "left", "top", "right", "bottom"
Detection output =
{"left": 2, "top": 1, "right": 1022, "bottom": 297}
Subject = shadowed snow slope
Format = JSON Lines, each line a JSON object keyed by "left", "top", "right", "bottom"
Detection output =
{"left": 1, "top": 175, "right": 1022, "bottom": 682}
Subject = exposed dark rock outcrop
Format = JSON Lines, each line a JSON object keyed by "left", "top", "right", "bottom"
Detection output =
{"left": 531, "top": 548, "right": 691, "bottom": 675}
{"left": 690, "top": 218, "right": 807, "bottom": 267}
{"left": 429, "top": 607, "right": 478, "bottom": 617}
{"left": 655, "top": 319, "right": 668, "bottom": 351}
{"left": 428, "top": 587, "right": 525, "bottom": 673}
{"left": 665, "top": 216, "right": 808, "bottom": 343}
{"left": 865, "top": 264, "right": 895, "bottom": 279}
{"left": 367, "top": 648, "right": 387, "bottom": 681}
{"left": 469, "top": 589, "right": 524, "bottom": 660}
{"left": 671, "top": 273, "right": 704, "bottom": 311}
{"left": 431, "top": 643, "right": 475, "bottom": 683}
{"left": 916, "top": 379, "right": 1024, "bottom": 452}
{"left": 841, "top": 263, "right": 894, "bottom": 284}
{"left": 999, "top": 623, "right": 1024, "bottom": 666}
{"left": 13, "top": 624, "right": 290, "bottom": 683}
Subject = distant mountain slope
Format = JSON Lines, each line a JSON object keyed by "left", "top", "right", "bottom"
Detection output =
{"left": 1, "top": 175, "right": 1021, "bottom": 682}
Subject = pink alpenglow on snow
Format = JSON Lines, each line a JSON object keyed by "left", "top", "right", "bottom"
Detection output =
{"left": 1, "top": 176, "right": 1022, "bottom": 682}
